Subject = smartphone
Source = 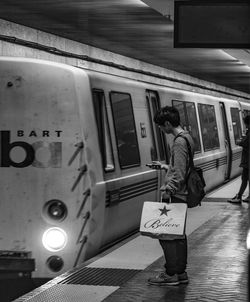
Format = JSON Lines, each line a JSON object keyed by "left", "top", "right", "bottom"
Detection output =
{"left": 146, "top": 163, "right": 161, "bottom": 170}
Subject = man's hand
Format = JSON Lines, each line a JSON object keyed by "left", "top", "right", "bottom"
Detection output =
{"left": 151, "top": 161, "right": 169, "bottom": 171}
{"left": 160, "top": 185, "right": 171, "bottom": 201}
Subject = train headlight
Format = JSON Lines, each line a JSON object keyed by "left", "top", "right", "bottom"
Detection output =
{"left": 42, "top": 227, "right": 68, "bottom": 252}
{"left": 43, "top": 199, "right": 68, "bottom": 222}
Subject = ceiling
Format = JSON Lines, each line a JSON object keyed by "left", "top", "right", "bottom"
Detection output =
{"left": 0, "top": 0, "right": 249, "bottom": 95}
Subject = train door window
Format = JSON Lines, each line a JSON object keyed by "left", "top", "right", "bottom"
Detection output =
{"left": 243, "top": 110, "right": 250, "bottom": 117}
{"left": 172, "top": 100, "right": 201, "bottom": 153}
{"left": 110, "top": 91, "right": 141, "bottom": 169}
{"left": 198, "top": 104, "right": 220, "bottom": 151}
{"left": 146, "top": 97, "right": 157, "bottom": 161}
{"left": 92, "top": 89, "right": 114, "bottom": 172}
{"left": 230, "top": 108, "right": 242, "bottom": 143}
{"left": 146, "top": 90, "right": 167, "bottom": 162}
{"left": 243, "top": 110, "right": 250, "bottom": 134}
{"left": 172, "top": 101, "right": 187, "bottom": 129}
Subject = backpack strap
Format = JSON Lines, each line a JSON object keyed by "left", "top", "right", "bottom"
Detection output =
{"left": 174, "top": 134, "right": 194, "bottom": 168}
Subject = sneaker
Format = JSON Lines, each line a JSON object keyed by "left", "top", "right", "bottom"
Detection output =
{"left": 243, "top": 196, "right": 250, "bottom": 203}
{"left": 227, "top": 194, "right": 241, "bottom": 204}
{"left": 148, "top": 272, "right": 180, "bottom": 286}
{"left": 178, "top": 272, "right": 189, "bottom": 284}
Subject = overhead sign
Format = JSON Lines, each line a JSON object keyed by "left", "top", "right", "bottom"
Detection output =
{"left": 174, "top": 1, "right": 250, "bottom": 48}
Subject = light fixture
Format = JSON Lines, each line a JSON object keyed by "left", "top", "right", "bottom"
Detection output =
{"left": 42, "top": 227, "right": 68, "bottom": 252}
{"left": 46, "top": 256, "right": 64, "bottom": 272}
{"left": 44, "top": 199, "right": 68, "bottom": 221}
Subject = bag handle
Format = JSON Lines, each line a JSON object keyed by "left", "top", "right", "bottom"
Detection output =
{"left": 161, "top": 192, "right": 171, "bottom": 203}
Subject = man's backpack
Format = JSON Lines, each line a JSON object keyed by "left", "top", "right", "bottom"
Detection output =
{"left": 179, "top": 135, "right": 206, "bottom": 208}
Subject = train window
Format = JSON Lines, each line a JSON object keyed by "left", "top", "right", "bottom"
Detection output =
{"left": 147, "top": 91, "right": 167, "bottom": 162}
{"left": 172, "top": 100, "right": 201, "bottom": 153}
{"left": 92, "top": 89, "right": 114, "bottom": 172}
{"left": 230, "top": 108, "right": 242, "bottom": 143}
{"left": 172, "top": 101, "right": 187, "bottom": 129}
{"left": 146, "top": 96, "right": 158, "bottom": 161}
{"left": 243, "top": 110, "right": 250, "bottom": 117}
{"left": 198, "top": 104, "right": 220, "bottom": 151}
{"left": 110, "top": 92, "right": 141, "bottom": 169}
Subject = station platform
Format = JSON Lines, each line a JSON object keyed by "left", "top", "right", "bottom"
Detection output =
{"left": 14, "top": 177, "right": 249, "bottom": 302}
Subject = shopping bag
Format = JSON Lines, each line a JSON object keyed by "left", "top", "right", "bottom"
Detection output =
{"left": 140, "top": 201, "right": 187, "bottom": 240}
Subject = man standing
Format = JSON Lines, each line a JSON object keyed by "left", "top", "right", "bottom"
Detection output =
{"left": 148, "top": 106, "right": 194, "bottom": 286}
{"left": 228, "top": 115, "right": 250, "bottom": 204}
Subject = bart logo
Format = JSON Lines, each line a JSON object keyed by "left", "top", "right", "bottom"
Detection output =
{"left": 0, "top": 131, "right": 62, "bottom": 168}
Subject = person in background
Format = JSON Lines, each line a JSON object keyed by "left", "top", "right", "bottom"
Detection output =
{"left": 228, "top": 115, "right": 250, "bottom": 204}
{"left": 147, "top": 105, "right": 194, "bottom": 286}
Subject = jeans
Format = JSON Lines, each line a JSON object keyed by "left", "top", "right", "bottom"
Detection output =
{"left": 238, "top": 167, "right": 249, "bottom": 198}
{"left": 159, "top": 196, "right": 187, "bottom": 276}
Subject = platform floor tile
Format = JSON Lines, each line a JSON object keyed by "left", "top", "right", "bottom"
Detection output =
{"left": 103, "top": 204, "right": 248, "bottom": 302}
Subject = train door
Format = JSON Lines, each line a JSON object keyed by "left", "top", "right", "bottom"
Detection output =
{"left": 146, "top": 90, "right": 168, "bottom": 162}
{"left": 219, "top": 102, "right": 232, "bottom": 180}
{"left": 92, "top": 89, "right": 115, "bottom": 173}
{"left": 146, "top": 90, "right": 168, "bottom": 200}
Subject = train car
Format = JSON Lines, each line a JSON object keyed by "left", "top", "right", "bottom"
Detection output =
{"left": 0, "top": 57, "right": 249, "bottom": 279}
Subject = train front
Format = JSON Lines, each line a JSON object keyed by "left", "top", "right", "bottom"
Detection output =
{"left": 0, "top": 57, "right": 106, "bottom": 278}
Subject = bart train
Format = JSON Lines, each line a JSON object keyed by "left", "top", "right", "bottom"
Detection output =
{"left": 0, "top": 57, "right": 249, "bottom": 278}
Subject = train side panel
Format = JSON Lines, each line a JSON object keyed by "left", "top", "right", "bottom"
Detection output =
{"left": 87, "top": 71, "right": 243, "bottom": 250}
{"left": 88, "top": 73, "right": 159, "bottom": 248}
{"left": 159, "top": 90, "right": 229, "bottom": 191}
{"left": 88, "top": 71, "right": 244, "bottom": 215}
